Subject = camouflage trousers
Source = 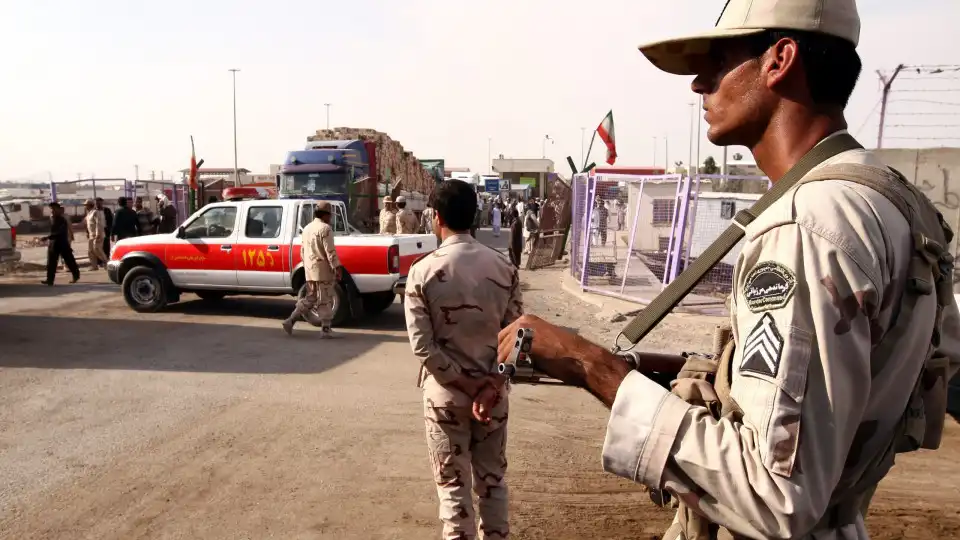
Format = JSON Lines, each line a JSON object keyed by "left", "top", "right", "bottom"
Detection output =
{"left": 424, "top": 396, "right": 510, "bottom": 539}
{"left": 291, "top": 280, "right": 335, "bottom": 327}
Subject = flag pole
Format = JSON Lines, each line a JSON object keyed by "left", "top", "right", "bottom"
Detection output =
{"left": 582, "top": 129, "right": 598, "bottom": 173}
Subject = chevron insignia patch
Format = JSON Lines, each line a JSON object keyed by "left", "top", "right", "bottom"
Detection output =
{"left": 740, "top": 313, "right": 784, "bottom": 378}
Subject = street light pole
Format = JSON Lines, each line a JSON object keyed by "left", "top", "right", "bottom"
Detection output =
{"left": 324, "top": 103, "right": 331, "bottom": 129}
{"left": 542, "top": 135, "right": 553, "bottom": 158}
{"left": 488, "top": 137, "right": 492, "bottom": 173}
{"left": 229, "top": 68, "right": 240, "bottom": 185}
{"left": 652, "top": 137, "right": 657, "bottom": 168}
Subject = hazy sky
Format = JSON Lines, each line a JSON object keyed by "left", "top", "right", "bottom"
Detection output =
{"left": 2, "top": 0, "right": 959, "bottom": 183}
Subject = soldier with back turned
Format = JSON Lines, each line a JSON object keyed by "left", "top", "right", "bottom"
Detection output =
{"left": 404, "top": 179, "right": 523, "bottom": 539}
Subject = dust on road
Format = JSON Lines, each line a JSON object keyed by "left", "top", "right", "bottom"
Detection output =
{"left": 0, "top": 263, "right": 958, "bottom": 539}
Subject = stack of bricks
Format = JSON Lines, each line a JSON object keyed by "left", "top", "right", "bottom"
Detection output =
{"left": 308, "top": 127, "right": 436, "bottom": 199}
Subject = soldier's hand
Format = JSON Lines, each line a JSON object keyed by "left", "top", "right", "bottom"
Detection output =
{"left": 472, "top": 383, "right": 504, "bottom": 423}
{"left": 449, "top": 374, "right": 493, "bottom": 398}
{"left": 335, "top": 266, "right": 343, "bottom": 280}
{"left": 498, "top": 314, "right": 591, "bottom": 387}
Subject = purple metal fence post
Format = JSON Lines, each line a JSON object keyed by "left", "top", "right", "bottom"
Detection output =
{"left": 50, "top": 181, "right": 57, "bottom": 202}
{"left": 620, "top": 178, "right": 645, "bottom": 295}
{"left": 682, "top": 174, "right": 703, "bottom": 270}
{"left": 662, "top": 175, "right": 686, "bottom": 285}
{"left": 579, "top": 175, "right": 597, "bottom": 288}
{"left": 668, "top": 175, "right": 695, "bottom": 283}
{"left": 570, "top": 175, "right": 582, "bottom": 277}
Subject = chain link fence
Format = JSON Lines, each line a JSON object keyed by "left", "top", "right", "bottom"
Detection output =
{"left": 569, "top": 173, "right": 771, "bottom": 309}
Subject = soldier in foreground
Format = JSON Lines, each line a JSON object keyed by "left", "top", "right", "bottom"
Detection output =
{"left": 482, "top": 0, "right": 960, "bottom": 538}
{"left": 394, "top": 195, "right": 418, "bottom": 234}
{"left": 403, "top": 179, "right": 523, "bottom": 539}
{"left": 379, "top": 195, "right": 397, "bottom": 234}
{"left": 282, "top": 201, "right": 342, "bottom": 338}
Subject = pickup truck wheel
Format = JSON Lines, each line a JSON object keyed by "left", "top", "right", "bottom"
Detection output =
{"left": 297, "top": 282, "right": 350, "bottom": 327}
{"left": 122, "top": 265, "right": 168, "bottom": 313}
{"left": 361, "top": 291, "right": 396, "bottom": 315}
{"left": 196, "top": 291, "right": 226, "bottom": 302}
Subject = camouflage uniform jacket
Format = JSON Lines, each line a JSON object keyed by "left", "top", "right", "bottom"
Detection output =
{"left": 600, "top": 131, "right": 960, "bottom": 539}
{"left": 403, "top": 233, "right": 524, "bottom": 406}
{"left": 396, "top": 208, "right": 419, "bottom": 234}
{"left": 379, "top": 209, "right": 397, "bottom": 234}
{"left": 301, "top": 218, "right": 339, "bottom": 282}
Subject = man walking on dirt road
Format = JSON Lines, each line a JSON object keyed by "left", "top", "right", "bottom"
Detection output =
{"left": 283, "top": 201, "right": 342, "bottom": 338}
{"left": 404, "top": 179, "right": 523, "bottom": 539}
{"left": 483, "top": 0, "right": 960, "bottom": 538}
{"left": 41, "top": 202, "right": 80, "bottom": 286}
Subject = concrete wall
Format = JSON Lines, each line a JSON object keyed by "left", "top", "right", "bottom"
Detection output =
{"left": 873, "top": 148, "right": 960, "bottom": 254}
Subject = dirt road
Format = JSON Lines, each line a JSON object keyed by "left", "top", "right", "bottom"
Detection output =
{"left": 1, "top": 262, "right": 959, "bottom": 539}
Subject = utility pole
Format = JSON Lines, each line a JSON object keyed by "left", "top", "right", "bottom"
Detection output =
{"left": 324, "top": 103, "right": 331, "bottom": 129}
{"left": 664, "top": 135, "right": 669, "bottom": 173}
{"left": 229, "top": 68, "right": 241, "bottom": 185}
{"left": 877, "top": 64, "right": 905, "bottom": 149}
{"left": 722, "top": 147, "right": 728, "bottom": 176}
{"left": 688, "top": 102, "right": 695, "bottom": 174}
{"left": 134, "top": 165, "right": 140, "bottom": 181}
{"left": 542, "top": 135, "right": 553, "bottom": 158}
{"left": 652, "top": 136, "right": 657, "bottom": 168}
{"left": 696, "top": 96, "right": 703, "bottom": 175}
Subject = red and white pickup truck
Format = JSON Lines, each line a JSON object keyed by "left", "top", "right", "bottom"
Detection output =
{"left": 106, "top": 198, "right": 436, "bottom": 324}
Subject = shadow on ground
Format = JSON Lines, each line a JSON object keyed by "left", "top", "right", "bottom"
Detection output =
{"left": 0, "top": 312, "right": 407, "bottom": 374}
{"left": 165, "top": 296, "right": 408, "bottom": 331}
{"left": 0, "top": 281, "right": 117, "bottom": 298}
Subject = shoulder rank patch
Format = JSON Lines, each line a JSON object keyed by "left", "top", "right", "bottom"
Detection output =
{"left": 740, "top": 313, "right": 783, "bottom": 378}
{"left": 743, "top": 261, "right": 797, "bottom": 313}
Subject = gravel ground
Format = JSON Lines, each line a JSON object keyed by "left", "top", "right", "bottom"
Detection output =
{"left": 0, "top": 242, "right": 958, "bottom": 539}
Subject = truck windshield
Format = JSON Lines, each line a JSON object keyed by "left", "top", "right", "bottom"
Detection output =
{"left": 280, "top": 172, "right": 348, "bottom": 197}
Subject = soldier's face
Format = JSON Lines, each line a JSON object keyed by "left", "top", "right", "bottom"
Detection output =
{"left": 432, "top": 212, "right": 442, "bottom": 241}
{"left": 691, "top": 39, "right": 774, "bottom": 148}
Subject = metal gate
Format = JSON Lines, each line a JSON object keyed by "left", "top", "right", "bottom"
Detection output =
{"left": 526, "top": 173, "right": 573, "bottom": 270}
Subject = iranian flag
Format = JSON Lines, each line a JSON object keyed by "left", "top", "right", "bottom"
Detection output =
{"left": 188, "top": 135, "right": 199, "bottom": 190}
{"left": 596, "top": 110, "right": 617, "bottom": 165}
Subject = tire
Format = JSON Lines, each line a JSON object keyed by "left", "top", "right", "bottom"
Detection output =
{"left": 196, "top": 291, "right": 226, "bottom": 302}
{"left": 361, "top": 291, "right": 396, "bottom": 315}
{"left": 122, "top": 265, "right": 168, "bottom": 313}
{"left": 297, "top": 282, "right": 350, "bottom": 326}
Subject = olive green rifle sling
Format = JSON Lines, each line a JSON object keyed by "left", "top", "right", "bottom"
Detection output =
{"left": 615, "top": 133, "right": 863, "bottom": 349}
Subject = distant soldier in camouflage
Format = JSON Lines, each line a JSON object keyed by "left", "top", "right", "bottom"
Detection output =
{"left": 486, "top": 1, "right": 960, "bottom": 539}
{"left": 404, "top": 179, "right": 524, "bottom": 539}
{"left": 379, "top": 195, "right": 397, "bottom": 235}
{"left": 394, "top": 195, "right": 419, "bottom": 234}
{"left": 283, "top": 201, "right": 342, "bottom": 338}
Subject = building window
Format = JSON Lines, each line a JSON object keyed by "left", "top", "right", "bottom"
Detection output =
{"left": 652, "top": 199, "right": 675, "bottom": 224}
{"left": 720, "top": 201, "right": 736, "bottom": 220}
{"left": 658, "top": 236, "right": 672, "bottom": 252}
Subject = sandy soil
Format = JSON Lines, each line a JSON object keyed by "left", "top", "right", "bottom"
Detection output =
{"left": 0, "top": 257, "right": 958, "bottom": 539}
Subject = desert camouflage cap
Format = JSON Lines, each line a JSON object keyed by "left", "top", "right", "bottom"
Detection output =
{"left": 638, "top": 0, "right": 861, "bottom": 76}
{"left": 316, "top": 200, "right": 332, "bottom": 212}
{"left": 383, "top": 195, "right": 394, "bottom": 203}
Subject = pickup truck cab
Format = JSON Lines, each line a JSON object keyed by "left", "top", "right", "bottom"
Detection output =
{"left": 106, "top": 198, "right": 436, "bottom": 324}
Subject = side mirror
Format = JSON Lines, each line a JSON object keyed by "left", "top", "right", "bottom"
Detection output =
{"left": 176, "top": 226, "right": 185, "bottom": 238}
